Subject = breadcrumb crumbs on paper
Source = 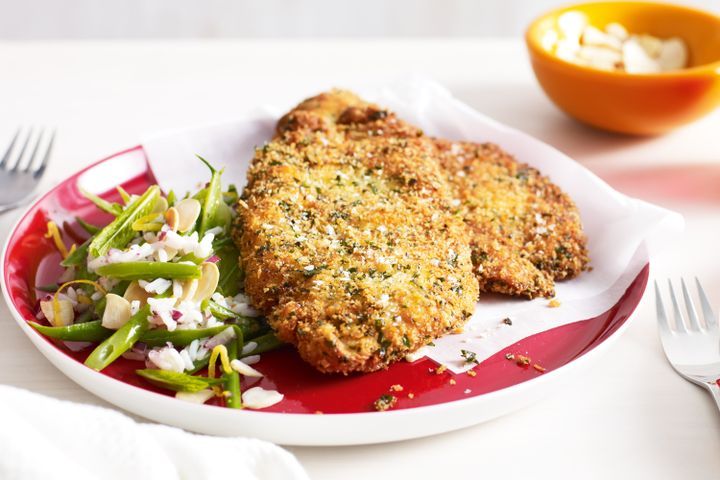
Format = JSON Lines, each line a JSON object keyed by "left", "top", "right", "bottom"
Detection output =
{"left": 467, "top": 369, "right": 477, "bottom": 377}
{"left": 449, "top": 378, "right": 457, "bottom": 385}
{"left": 464, "top": 389, "right": 472, "bottom": 394}
{"left": 435, "top": 365, "right": 447, "bottom": 375}
{"left": 315, "top": 411, "right": 324, "bottom": 415}
{"left": 504, "top": 353, "right": 515, "bottom": 360}
{"left": 390, "top": 384, "right": 404, "bottom": 392}
{"left": 460, "top": 349, "right": 479, "bottom": 365}
{"left": 548, "top": 298, "right": 561, "bottom": 308}
{"left": 533, "top": 364, "right": 546, "bottom": 373}
{"left": 408, "top": 393, "right": 415, "bottom": 399}
{"left": 373, "top": 394, "right": 397, "bottom": 411}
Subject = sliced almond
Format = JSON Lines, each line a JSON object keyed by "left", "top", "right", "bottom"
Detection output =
{"left": 174, "top": 198, "right": 202, "bottom": 233}
{"left": 193, "top": 262, "right": 220, "bottom": 303}
{"left": 102, "top": 293, "right": 132, "bottom": 329}
{"left": 623, "top": 38, "right": 660, "bottom": 74}
{"left": 541, "top": 29, "right": 559, "bottom": 52}
{"left": 577, "top": 45, "right": 623, "bottom": 71}
{"left": 557, "top": 11, "right": 587, "bottom": 41}
{"left": 658, "top": 37, "right": 688, "bottom": 71}
{"left": 230, "top": 358, "right": 263, "bottom": 378}
{"left": 123, "top": 281, "right": 151, "bottom": 304}
{"left": 176, "top": 389, "right": 215, "bottom": 404}
{"left": 179, "top": 279, "right": 199, "bottom": 302}
{"left": 157, "top": 246, "right": 178, "bottom": 263}
{"left": 40, "top": 299, "right": 74, "bottom": 327}
{"left": 165, "top": 207, "right": 179, "bottom": 232}
{"left": 581, "top": 25, "right": 622, "bottom": 51}
{"left": 605, "top": 22, "right": 628, "bottom": 41}
{"left": 152, "top": 196, "right": 169, "bottom": 214}
{"left": 636, "top": 34, "right": 662, "bottom": 58}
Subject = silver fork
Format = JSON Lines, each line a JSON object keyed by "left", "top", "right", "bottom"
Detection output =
{"left": 0, "top": 127, "right": 55, "bottom": 213}
{"left": 656, "top": 278, "right": 720, "bottom": 411}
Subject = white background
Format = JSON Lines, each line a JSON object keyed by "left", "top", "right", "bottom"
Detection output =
{"left": 0, "top": 0, "right": 718, "bottom": 39}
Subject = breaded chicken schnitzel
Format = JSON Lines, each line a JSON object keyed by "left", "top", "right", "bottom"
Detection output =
{"left": 234, "top": 91, "right": 478, "bottom": 374}
{"left": 434, "top": 140, "right": 588, "bottom": 298}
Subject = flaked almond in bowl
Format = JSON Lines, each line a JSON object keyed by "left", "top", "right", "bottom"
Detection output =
{"left": 526, "top": 1, "right": 720, "bottom": 135}
{"left": 546, "top": 12, "right": 688, "bottom": 73}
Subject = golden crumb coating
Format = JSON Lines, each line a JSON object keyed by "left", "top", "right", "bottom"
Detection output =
{"left": 434, "top": 140, "right": 588, "bottom": 299}
{"left": 234, "top": 91, "right": 478, "bottom": 374}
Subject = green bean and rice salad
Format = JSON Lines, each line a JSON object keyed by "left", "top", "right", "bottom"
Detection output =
{"left": 32, "top": 157, "right": 284, "bottom": 409}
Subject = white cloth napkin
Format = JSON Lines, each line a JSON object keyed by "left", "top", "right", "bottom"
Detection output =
{"left": 143, "top": 78, "right": 682, "bottom": 373}
{"left": 0, "top": 385, "right": 309, "bottom": 480}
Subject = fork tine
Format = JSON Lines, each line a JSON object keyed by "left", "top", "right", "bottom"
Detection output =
{"left": 668, "top": 279, "right": 687, "bottom": 333}
{"left": 10, "top": 127, "right": 34, "bottom": 173}
{"left": 33, "top": 129, "right": 54, "bottom": 178}
{"left": 681, "top": 278, "right": 702, "bottom": 330}
{"left": 24, "top": 127, "right": 45, "bottom": 173}
{"left": 655, "top": 281, "right": 671, "bottom": 334}
{"left": 0, "top": 128, "right": 22, "bottom": 169}
{"left": 695, "top": 277, "right": 717, "bottom": 327}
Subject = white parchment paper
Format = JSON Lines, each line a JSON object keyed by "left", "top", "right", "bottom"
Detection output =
{"left": 143, "top": 79, "right": 682, "bottom": 373}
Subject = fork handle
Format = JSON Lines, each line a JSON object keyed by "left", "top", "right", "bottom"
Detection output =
{"left": 708, "top": 380, "right": 720, "bottom": 413}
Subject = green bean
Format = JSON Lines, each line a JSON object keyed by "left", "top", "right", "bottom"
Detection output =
{"left": 231, "top": 324, "right": 244, "bottom": 359}
{"left": 176, "top": 252, "right": 205, "bottom": 264}
{"left": 223, "top": 340, "right": 242, "bottom": 408}
{"left": 196, "top": 156, "right": 226, "bottom": 236}
{"left": 76, "top": 217, "right": 101, "bottom": 235}
{"left": 203, "top": 299, "right": 236, "bottom": 320}
{"left": 84, "top": 305, "right": 151, "bottom": 371}
{"left": 140, "top": 325, "right": 230, "bottom": 348}
{"left": 96, "top": 261, "right": 201, "bottom": 280}
{"left": 211, "top": 236, "right": 233, "bottom": 250}
{"left": 75, "top": 309, "right": 96, "bottom": 324}
{"left": 187, "top": 356, "right": 210, "bottom": 375}
{"left": 80, "top": 189, "right": 123, "bottom": 216}
{"left": 216, "top": 243, "right": 242, "bottom": 297}
{"left": 166, "top": 190, "right": 177, "bottom": 207}
{"left": 94, "top": 296, "right": 107, "bottom": 317}
{"left": 74, "top": 262, "right": 99, "bottom": 284}
{"left": 136, "top": 369, "right": 222, "bottom": 393}
{"left": 36, "top": 284, "right": 60, "bottom": 293}
{"left": 89, "top": 185, "right": 160, "bottom": 257}
{"left": 116, "top": 186, "right": 131, "bottom": 204}
{"left": 29, "top": 320, "right": 112, "bottom": 342}
{"left": 222, "top": 189, "right": 238, "bottom": 206}
{"left": 233, "top": 316, "right": 268, "bottom": 339}
{"left": 240, "top": 332, "right": 283, "bottom": 358}
{"left": 61, "top": 239, "right": 91, "bottom": 267}
{"left": 202, "top": 300, "right": 267, "bottom": 338}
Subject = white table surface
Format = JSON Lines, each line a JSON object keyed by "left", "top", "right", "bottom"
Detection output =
{"left": 1, "top": 39, "right": 719, "bottom": 479}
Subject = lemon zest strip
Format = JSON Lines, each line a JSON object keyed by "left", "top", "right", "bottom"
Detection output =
{"left": 208, "top": 344, "right": 232, "bottom": 379}
{"left": 44, "top": 222, "right": 69, "bottom": 258}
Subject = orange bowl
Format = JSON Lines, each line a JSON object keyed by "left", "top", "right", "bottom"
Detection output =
{"left": 526, "top": 1, "right": 720, "bottom": 135}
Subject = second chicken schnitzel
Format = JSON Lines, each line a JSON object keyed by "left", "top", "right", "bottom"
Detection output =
{"left": 434, "top": 140, "right": 588, "bottom": 298}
